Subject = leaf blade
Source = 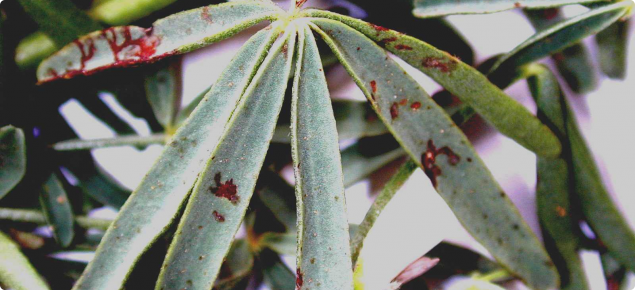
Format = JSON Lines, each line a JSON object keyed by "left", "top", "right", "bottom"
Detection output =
{"left": 0, "top": 231, "right": 50, "bottom": 290}
{"left": 39, "top": 173, "right": 75, "bottom": 248}
{"left": 412, "top": 0, "right": 608, "bottom": 18}
{"left": 0, "top": 126, "right": 27, "bottom": 200}
{"left": 596, "top": 19, "right": 630, "bottom": 79}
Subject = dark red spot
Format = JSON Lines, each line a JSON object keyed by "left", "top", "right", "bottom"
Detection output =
{"left": 201, "top": 7, "right": 213, "bottom": 23}
{"left": 394, "top": 44, "right": 413, "bottom": 50}
{"left": 104, "top": 27, "right": 159, "bottom": 63}
{"left": 370, "top": 80, "right": 377, "bottom": 93}
{"left": 398, "top": 99, "right": 408, "bottom": 106}
{"left": 380, "top": 37, "right": 398, "bottom": 44}
{"left": 420, "top": 140, "right": 461, "bottom": 188}
{"left": 296, "top": 269, "right": 303, "bottom": 288}
{"left": 357, "top": 47, "right": 361, "bottom": 51}
{"left": 422, "top": 57, "right": 457, "bottom": 73}
{"left": 47, "top": 68, "right": 59, "bottom": 78}
{"left": 543, "top": 8, "right": 559, "bottom": 20}
{"left": 370, "top": 23, "right": 390, "bottom": 32}
{"left": 209, "top": 173, "right": 239, "bottom": 204}
{"left": 411, "top": 102, "right": 422, "bottom": 110}
{"left": 390, "top": 103, "right": 399, "bottom": 120}
{"left": 213, "top": 211, "right": 225, "bottom": 222}
{"left": 73, "top": 38, "right": 96, "bottom": 71}
{"left": 514, "top": 2, "right": 522, "bottom": 8}
{"left": 296, "top": 0, "right": 308, "bottom": 8}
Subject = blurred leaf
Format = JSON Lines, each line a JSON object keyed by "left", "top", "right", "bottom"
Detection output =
{"left": 291, "top": 25, "right": 354, "bottom": 290}
{"left": 351, "top": 160, "right": 417, "bottom": 265}
{"left": 88, "top": 0, "right": 178, "bottom": 26}
{"left": 174, "top": 87, "right": 209, "bottom": 126}
{"left": 262, "top": 251, "right": 296, "bottom": 290}
{"left": 257, "top": 170, "right": 296, "bottom": 232}
{"left": 52, "top": 134, "right": 166, "bottom": 151}
{"left": 144, "top": 60, "right": 182, "bottom": 128}
{"left": 70, "top": 24, "right": 280, "bottom": 290}
{"left": 341, "top": 138, "right": 405, "bottom": 188}
{"left": 0, "top": 231, "right": 50, "bottom": 290}
{"left": 601, "top": 253, "right": 630, "bottom": 290}
{"left": 596, "top": 19, "right": 630, "bottom": 79}
{"left": 0, "top": 126, "right": 27, "bottom": 199}
{"left": 310, "top": 19, "right": 559, "bottom": 290}
{"left": 156, "top": 27, "right": 294, "bottom": 290}
{"left": 391, "top": 256, "right": 440, "bottom": 288}
{"left": 16, "top": 0, "right": 102, "bottom": 47}
{"left": 412, "top": 0, "right": 607, "bottom": 18}
{"left": 304, "top": 10, "right": 562, "bottom": 158}
{"left": 489, "top": 1, "right": 632, "bottom": 80}
{"left": 15, "top": 32, "right": 57, "bottom": 69}
{"left": 215, "top": 239, "right": 255, "bottom": 289}
{"left": 39, "top": 173, "right": 75, "bottom": 247}
{"left": 261, "top": 232, "right": 296, "bottom": 256}
{"left": 76, "top": 97, "right": 137, "bottom": 136}
{"left": 526, "top": 64, "right": 589, "bottom": 290}
{"left": 37, "top": 1, "right": 283, "bottom": 83}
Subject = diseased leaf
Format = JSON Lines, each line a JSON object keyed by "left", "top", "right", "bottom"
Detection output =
{"left": 70, "top": 25, "right": 280, "bottom": 290}
{"left": 0, "top": 231, "right": 50, "bottom": 290}
{"left": 351, "top": 160, "right": 417, "bottom": 266}
{"left": 37, "top": 1, "right": 283, "bottom": 83}
{"left": 16, "top": 0, "right": 102, "bottom": 47}
{"left": 303, "top": 10, "right": 562, "bottom": 158}
{"left": 0, "top": 126, "right": 27, "bottom": 200}
{"left": 144, "top": 60, "right": 182, "bottom": 128}
{"left": 156, "top": 27, "right": 295, "bottom": 290}
{"left": 525, "top": 8, "right": 598, "bottom": 94}
{"left": 489, "top": 1, "right": 632, "bottom": 80}
{"left": 596, "top": 19, "right": 630, "bottom": 79}
{"left": 310, "top": 19, "right": 559, "bottom": 290}
{"left": 39, "top": 173, "right": 75, "bottom": 248}
{"left": 291, "top": 24, "right": 354, "bottom": 290}
{"left": 412, "top": 0, "right": 608, "bottom": 18}
{"left": 526, "top": 64, "right": 589, "bottom": 290}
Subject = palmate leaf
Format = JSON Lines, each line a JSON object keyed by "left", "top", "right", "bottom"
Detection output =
{"left": 0, "top": 126, "right": 27, "bottom": 199}
{"left": 36, "top": 1, "right": 283, "bottom": 83}
{"left": 309, "top": 19, "right": 558, "bottom": 289}
{"left": 291, "top": 23, "right": 354, "bottom": 290}
{"left": 69, "top": 23, "right": 280, "bottom": 290}
{"left": 0, "top": 231, "right": 50, "bottom": 290}
{"left": 412, "top": 0, "right": 609, "bottom": 18}
{"left": 39, "top": 173, "right": 75, "bottom": 248}
{"left": 526, "top": 64, "right": 589, "bottom": 290}
{"left": 302, "top": 10, "right": 562, "bottom": 158}
{"left": 155, "top": 27, "right": 295, "bottom": 290}
{"left": 489, "top": 1, "right": 632, "bottom": 80}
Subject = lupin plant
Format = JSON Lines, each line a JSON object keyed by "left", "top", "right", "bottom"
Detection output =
{"left": 0, "top": 0, "right": 633, "bottom": 289}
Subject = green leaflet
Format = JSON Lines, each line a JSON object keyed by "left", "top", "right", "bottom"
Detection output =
{"left": 525, "top": 8, "right": 598, "bottom": 94}
{"left": 302, "top": 10, "right": 561, "bottom": 158}
{"left": 351, "top": 160, "right": 417, "bottom": 266}
{"left": 257, "top": 170, "right": 297, "bottom": 232}
{"left": 261, "top": 232, "right": 297, "bottom": 256}
{"left": 36, "top": 1, "right": 283, "bottom": 83}
{"left": 596, "top": 19, "right": 630, "bottom": 79}
{"left": 0, "top": 231, "right": 50, "bottom": 290}
{"left": 155, "top": 27, "right": 295, "bottom": 290}
{"left": 489, "top": 1, "right": 632, "bottom": 79}
{"left": 412, "top": 0, "right": 608, "bottom": 18}
{"left": 39, "top": 173, "right": 75, "bottom": 248}
{"left": 88, "top": 0, "right": 178, "bottom": 26}
{"left": 262, "top": 252, "right": 296, "bottom": 290}
{"left": 0, "top": 208, "right": 112, "bottom": 231}
{"left": 215, "top": 240, "right": 255, "bottom": 289}
{"left": 526, "top": 65, "right": 589, "bottom": 290}
{"left": 16, "top": 0, "right": 102, "bottom": 47}
{"left": 310, "top": 19, "right": 559, "bottom": 290}
{"left": 0, "top": 126, "right": 26, "bottom": 199}
{"left": 144, "top": 60, "right": 182, "bottom": 128}
{"left": 70, "top": 25, "right": 279, "bottom": 290}
{"left": 291, "top": 23, "right": 354, "bottom": 290}
{"left": 52, "top": 134, "right": 166, "bottom": 151}
{"left": 341, "top": 143, "right": 405, "bottom": 188}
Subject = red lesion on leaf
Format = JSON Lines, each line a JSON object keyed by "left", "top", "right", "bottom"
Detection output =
{"left": 398, "top": 99, "right": 408, "bottom": 106}
{"left": 370, "top": 23, "right": 390, "bottom": 32}
{"left": 421, "top": 140, "right": 461, "bottom": 188}
{"left": 542, "top": 8, "right": 559, "bottom": 20}
{"left": 379, "top": 37, "right": 398, "bottom": 44}
{"left": 411, "top": 102, "right": 422, "bottom": 110}
{"left": 296, "top": 0, "right": 308, "bottom": 8}
{"left": 390, "top": 102, "right": 399, "bottom": 120}
{"left": 296, "top": 269, "right": 304, "bottom": 288}
{"left": 370, "top": 80, "right": 377, "bottom": 94}
{"left": 394, "top": 44, "right": 413, "bottom": 50}
{"left": 422, "top": 57, "right": 457, "bottom": 73}
{"left": 213, "top": 211, "right": 225, "bottom": 222}
{"left": 201, "top": 6, "right": 214, "bottom": 23}
{"left": 209, "top": 172, "right": 239, "bottom": 204}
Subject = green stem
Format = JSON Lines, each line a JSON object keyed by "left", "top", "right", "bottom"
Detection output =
{"left": 472, "top": 268, "right": 512, "bottom": 282}
{"left": 0, "top": 208, "right": 112, "bottom": 231}
{"left": 52, "top": 134, "right": 167, "bottom": 151}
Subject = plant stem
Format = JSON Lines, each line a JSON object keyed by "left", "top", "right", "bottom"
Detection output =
{"left": 52, "top": 134, "right": 167, "bottom": 151}
{"left": 0, "top": 208, "right": 112, "bottom": 231}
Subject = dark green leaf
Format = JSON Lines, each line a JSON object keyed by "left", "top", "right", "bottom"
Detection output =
{"left": 412, "top": 0, "right": 609, "bottom": 18}
{"left": 16, "top": 0, "right": 102, "bottom": 47}
{"left": 257, "top": 170, "right": 297, "bottom": 232}
{"left": 156, "top": 26, "right": 295, "bottom": 290}
{"left": 0, "top": 231, "right": 50, "bottom": 290}
{"left": 262, "top": 252, "right": 296, "bottom": 290}
{"left": 291, "top": 24, "right": 353, "bottom": 290}
{"left": 490, "top": 1, "right": 632, "bottom": 79}
{"left": 39, "top": 173, "right": 75, "bottom": 247}
{"left": 215, "top": 239, "right": 255, "bottom": 289}
{"left": 144, "top": 60, "right": 182, "bottom": 128}
{"left": 596, "top": 19, "right": 630, "bottom": 79}
{"left": 0, "top": 126, "right": 27, "bottom": 199}
{"left": 0, "top": 208, "right": 112, "bottom": 230}
{"left": 303, "top": 10, "right": 562, "bottom": 158}
{"left": 88, "top": 0, "right": 178, "bottom": 26}
{"left": 310, "top": 19, "right": 559, "bottom": 289}
{"left": 52, "top": 134, "right": 166, "bottom": 151}
{"left": 260, "top": 232, "right": 296, "bottom": 256}
{"left": 70, "top": 24, "right": 280, "bottom": 290}
{"left": 37, "top": 1, "right": 283, "bottom": 83}
{"left": 526, "top": 64, "right": 589, "bottom": 290}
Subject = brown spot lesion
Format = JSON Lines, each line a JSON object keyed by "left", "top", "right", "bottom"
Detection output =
{"left": 394, "top": 44, "right": 413, "bottom": 50}
{"left": 296, "top": 269, "right": 304, "bottom": 288}
{"left": 370, "top": 80, "right": 377, "bottom": 94}
{"left": 410, "top": 102, "right": 422, "bottom": 110}
{"left": 421, "top": 57, "right": 458, "bottom": 73}
{"left": 390, "top": 102, "right": 399, "bottom": 120}
{"left": 379, "top": 37, "right": 398, "bottom": 45}
{"left": 201, "top": 6, "right": 214, "bottom": 23}
{"left": 209, "top": 173, "right": 239, "bottom": 204}
{"left": 213, "top": 211, "right": 225, "bottom": 222}
{"left": 420, "top": 140, "right": 461, "bottom": 187}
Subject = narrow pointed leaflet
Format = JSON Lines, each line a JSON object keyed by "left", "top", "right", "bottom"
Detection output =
{"left": 412, "top": 0, "right": 608, "bottom": 18}
{"left": 309, "top": 19, "right": 558, "bottom": 290}
{"left": 291, "top": 24, "right": 354, "bottom": 290}
{"left": 39, "top": 173, "right": 75, "bottom": 247}
{"left": 0, "top": 126, "right": 26, "bottom": 199}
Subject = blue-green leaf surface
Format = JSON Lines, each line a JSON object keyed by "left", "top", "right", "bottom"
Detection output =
{"left": 155, "top": 26, "right": 295, "bottom": 290}
{"left": 412, "top": 0, "right": 608, "bottom": 18}
{"left": 144, "top": 60, "right": 182, "bottom": 128}
{"left": 39, "top": 173, "right": 75, "bottom": 247}
{"left": 310, "top": 19, "right": 558, "bottom": 290}
{"left": 70, "top": 24, "right": 280, "bottom": 290}
{"left": 0, "top": 126, "right": 26, "bottom": 200}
